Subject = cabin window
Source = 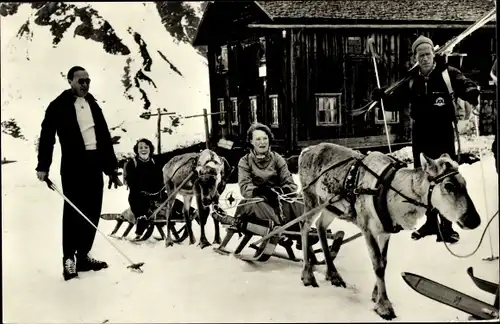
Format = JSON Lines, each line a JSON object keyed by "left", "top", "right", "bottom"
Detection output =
{"left": 249, "top": 96, "right": 258, "bottom": 123}
{"left": 347, "top": 37, "right": 363, "bottom": 54}
{"left": 217, "top": 98, "right": 225, "bottom": 125}
{"left": 374, "top": 107, "right": 399, "bottom": 124}
{"left": 230, "top": 97, "right": 239, "bottom": 126}
{"left": 258, "top": 37, "right": 267, "bottom": 77}
{"left": 269, "top": 95, "right": 279, "bottom": 128}
{"left": 315, "top": 93, "right": 342, "bottom": 126}
{"left": 258, "top": 37, "right": 266, "bottom": 64}
{"left": 216, "top": 45, "right": 229, "bottom": 74}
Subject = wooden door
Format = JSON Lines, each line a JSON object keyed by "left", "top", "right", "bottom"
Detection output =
{"left": 264, "top": 35, "right": 288, "bottom": 150}
{"left": 344, "top": 55, "right": 379, "bottom": 137}
{"left": 239, "top": 38, "right": 264, "bottom": 132}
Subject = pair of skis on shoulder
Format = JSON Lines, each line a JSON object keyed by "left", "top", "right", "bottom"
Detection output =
{"left": 402, "top": 267, "right": 499, "bottom": 320}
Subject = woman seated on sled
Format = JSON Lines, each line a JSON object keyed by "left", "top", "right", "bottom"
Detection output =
{"left": 124, "top": 138, "right": 165, "bottom": 241}
{"left": 235, "top": 123, "right": 305, "bottom": 244}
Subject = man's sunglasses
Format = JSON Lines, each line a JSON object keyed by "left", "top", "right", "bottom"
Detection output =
{"left": 78, "top": 78, "right": 91, "bottom": 85}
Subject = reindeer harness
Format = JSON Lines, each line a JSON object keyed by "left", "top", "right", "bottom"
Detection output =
{"left": 308, "top": 154, "right": 460, "bottom": 234}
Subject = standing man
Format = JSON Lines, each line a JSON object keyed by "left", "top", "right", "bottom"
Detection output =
{"left": 372, "top": 35, "right": 480, "bottom": 243}
{"left": 36, "top": 66, "right": 123, "bottom": 281}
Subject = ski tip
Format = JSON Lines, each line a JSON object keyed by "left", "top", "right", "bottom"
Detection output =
{"left": 401, "top": 272, "right": 420, "bottom": 285}
{"left": 100, "top": 213, "right": 122, "bottom": 221}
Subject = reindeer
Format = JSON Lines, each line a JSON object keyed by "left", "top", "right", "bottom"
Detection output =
{"left": 162, "top": 149, "right": 231, "bottom": 249}
{"left": 298, "top": 142, "right": 481, "bottom": 320}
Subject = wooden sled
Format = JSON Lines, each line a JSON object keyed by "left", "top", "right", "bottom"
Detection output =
{"left": 101, "top": 199, "right": 199, "bottom": 243}
{"left": 212, "top": 213, "right": 360, "bottom": 264}
{"left": 138, "top": 198, "right": 199, "bottom": 243}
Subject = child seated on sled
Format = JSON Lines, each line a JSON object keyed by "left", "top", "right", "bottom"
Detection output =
{"left": 235, "top": 123, "right": 316, "bottom": 249}
{"left": 124, "top": 138, "right": 165, "bottom": 241}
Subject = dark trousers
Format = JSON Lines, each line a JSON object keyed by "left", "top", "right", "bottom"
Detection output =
{"left": 61, "top": 151, "right": 104, "bottom": 259}
{"left": 128, "top": 193, "right": 151, "bottom": 219}
{"left": 412, "top": 128, "right": 456, "bottom": 232}
{"left": 128, "top": 192, "right": 161, "bottom": 235}
{"left": 413, "top": 151, "right": 453, "bottom": 231}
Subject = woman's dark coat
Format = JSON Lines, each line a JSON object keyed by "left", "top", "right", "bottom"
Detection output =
{"left": 125, "top": 157, "right": 164, "bottom": 218}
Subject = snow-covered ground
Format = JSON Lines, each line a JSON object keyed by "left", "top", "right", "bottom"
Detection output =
{"left": 2, "top": 137, "right": 498, "bottom": 323}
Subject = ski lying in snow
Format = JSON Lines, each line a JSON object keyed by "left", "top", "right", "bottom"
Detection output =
{"left": 402, "top": 272, "right": 499, "bottom": 320}
{"left": 466, "top": 267, "right": 498, "bottom": 295}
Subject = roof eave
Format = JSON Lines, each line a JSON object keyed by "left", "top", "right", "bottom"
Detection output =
{"left": 254, "top": 1, "right": 274, "bottom": 21}
{"left": 192, "top": 1, "right": 213, "bottom": 47}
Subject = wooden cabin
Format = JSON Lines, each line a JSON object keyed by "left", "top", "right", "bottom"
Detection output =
{"left": 193, "top": 0, "right": 496, "bottom": 159}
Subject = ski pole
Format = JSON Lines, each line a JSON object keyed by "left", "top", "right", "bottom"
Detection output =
{"left": 368, "top": 37, "right": 392, "bottom": 153}
{"left": 473, "top": 101, "right": 497, "bottom": 261}
{"left": 44, "top": 177, "right": 145, "bottom": 272}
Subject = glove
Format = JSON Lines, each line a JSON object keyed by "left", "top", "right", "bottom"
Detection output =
{"left": 371, "top": 87, "right": 387, "bottom": 102}
{"left": 108, "top": 172, "right": 123, "bottom": 189}
{"left": 253, "top": 186, "right": 279, "bottom": 208}
{"left": 467, "top": 89, "right": 480, "bottom": 108}
{"left": 36, "top": 171, "right": 48, "bottom": 182}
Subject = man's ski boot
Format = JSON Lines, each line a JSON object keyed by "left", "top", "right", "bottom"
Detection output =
{"left": 76, "top": 255, "right": 108, "bottom": 272}
{"left": 436, "top": 223, "right": 460, "bottom": 243}
{"left": 411, "top": 211, "right": 439, "bottom": 240}
{"left": 63, "top": 257, "right": 78, "bottom": 281}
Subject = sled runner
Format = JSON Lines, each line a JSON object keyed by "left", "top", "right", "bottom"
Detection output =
{"left": 212, "top": 209, "right": 357, "bottom": 264}
{"left": 402, "top": 272, "right": 499, "bottom": 320}
{"left": 101, "top": 198, "right": 199, "bottom": 242}
{"left": 136, "top": 198, "right": 200, "bottom": 242}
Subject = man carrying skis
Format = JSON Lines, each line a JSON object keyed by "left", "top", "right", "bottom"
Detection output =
{"left": 372, "top": 35, "right": 480, "bottom": 243}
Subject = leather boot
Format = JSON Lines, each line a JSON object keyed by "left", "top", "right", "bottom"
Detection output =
{"left": 411, "top": 209, "right": 439, "bottom": 240}
{"left": 436, "top": 216, "right": 460, "bottom": 243}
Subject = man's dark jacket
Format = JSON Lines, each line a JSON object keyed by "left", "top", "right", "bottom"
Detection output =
{"left": 381, "top": 61, "right": 479, "bottom": 164}
{"left": 36, "top": 89, "right": 118, "bottom": 175}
